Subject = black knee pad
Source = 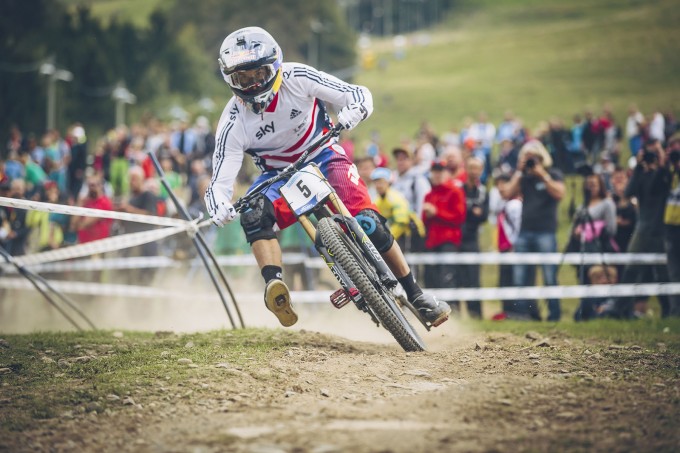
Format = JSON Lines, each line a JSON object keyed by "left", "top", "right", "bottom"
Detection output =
{"left": 240, "top": 194, "right": 278, "bottom": 244}
{"left": 355, "top": 208, "right": 394, "bottom": 253}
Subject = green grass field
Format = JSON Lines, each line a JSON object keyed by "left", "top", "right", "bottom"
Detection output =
{"left": 65, "top": 0, "right": 680, "bottom": 140}
{"left": 357, "top": 0, "right": 680, "bottom": 147}
{"left": 60, "top": 0, "right": 169, "bottom": 27}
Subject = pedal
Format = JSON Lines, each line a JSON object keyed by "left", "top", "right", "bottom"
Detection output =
{"left": 431, "top": 314, "right": 449, "bottom": 328}
{"left": 330, "top": 288, "right": 359, "bottom": 309}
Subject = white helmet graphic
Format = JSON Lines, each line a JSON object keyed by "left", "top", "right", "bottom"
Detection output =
{"left": 218, "top": 26, "right": 283, "bottom": 114}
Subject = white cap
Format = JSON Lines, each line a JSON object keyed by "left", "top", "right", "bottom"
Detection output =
{"left": 72, "top": 126, "right": 85, "bottom": 139}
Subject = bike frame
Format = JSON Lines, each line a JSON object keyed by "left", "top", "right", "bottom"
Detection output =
{"left": 234, "top": 125, "right": 397, "bottom": 310}
{"left": 234, "top": 125, "right": 430, "bottom": 331}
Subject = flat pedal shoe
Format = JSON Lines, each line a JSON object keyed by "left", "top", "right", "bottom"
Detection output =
{"left": 412, "top": 293, "right": 451, "bottom": 327}
{"left": 264, "top": 280, "right": 298, "bottom": 327}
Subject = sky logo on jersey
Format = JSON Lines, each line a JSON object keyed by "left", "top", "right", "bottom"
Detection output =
{"left": 256, "top": 121, "right": 275, "bottom": 140}
{"left": 290, "top": 109, "right": 302, "bottom": 119}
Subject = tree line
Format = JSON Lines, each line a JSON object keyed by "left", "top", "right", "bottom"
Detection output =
{"left": 0, "top": 0, "right": 457, "bottom": 145}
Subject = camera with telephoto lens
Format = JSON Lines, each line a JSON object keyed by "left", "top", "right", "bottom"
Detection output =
{"left": 642, "top": 149, "right": 658, "bottom": 164}
{"left": 525, "top": 158, "right": 536, "bottom": 170}
{"left": 642, "top": 140, "right": 659, "bottom": 164}
{"left": 670, "top": 150, "right": 680, "bottom": 165}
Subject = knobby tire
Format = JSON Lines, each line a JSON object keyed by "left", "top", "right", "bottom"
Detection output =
{"left": 317, "top": 217, "right": 425, "bottom": 352}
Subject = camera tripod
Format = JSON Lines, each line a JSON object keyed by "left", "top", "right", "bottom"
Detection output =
{"left": 562, "top": 198, "right": 616, "bottom": 320}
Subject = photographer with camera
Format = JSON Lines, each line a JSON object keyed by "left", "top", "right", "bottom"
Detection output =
{"left": 568, "top": 171, "right": 618, "bottom": 321}
{"left": 505, "top": 140, "right": 566, "bottom": 321}
{"left": 609, "top": 139, "right": 672, "bottom": 318}
{"left": 664, "top": 132, "right": 680, "bottom": 317}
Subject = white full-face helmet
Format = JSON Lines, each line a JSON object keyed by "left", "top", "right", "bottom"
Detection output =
{"left": 218, "top": 26, "right": 283, "bottom": 114}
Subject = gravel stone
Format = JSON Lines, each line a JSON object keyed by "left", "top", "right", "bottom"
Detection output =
{"left": 73, "top": 356, "right": 93, "bottom": 363}
{"left": 525, "top": 331, "right": 541, "bottom": 341}
{"left": 534, "top": 339, "right": 551, "bottom": 347}
{"left": 85, "top": 402, "right": 101, "bottom": 413}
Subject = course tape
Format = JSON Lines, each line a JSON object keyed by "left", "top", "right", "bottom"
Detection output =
{"left": 1, "top": 251, "right": 667, "bottom": 274}
{"left": 0, "top": 197, "right": 667, "bottom": 268}
{"left": 0, "top": 253, "right": 309, "bottom": 273}
{"left": 1, "top": 278, "right": 678, "bottom": 302}
{"left": 13, "top": 226, "right": 187, "bottom": 266}
{"left": 3, "top": 256, "right": 182, "bottom": 273}
{"left": 405, "top": 252, "right": 667, "bottom": 266}
{"left": 0, "top": 196, "right": 192, "bottom": 228}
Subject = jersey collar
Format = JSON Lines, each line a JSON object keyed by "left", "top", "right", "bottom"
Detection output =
{"left": 265, "top": 92, "right": 279, "bottom": 113}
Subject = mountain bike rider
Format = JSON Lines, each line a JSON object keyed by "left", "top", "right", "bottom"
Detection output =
{"left": 205, "top": 26, "right": 450, "bottom": 327}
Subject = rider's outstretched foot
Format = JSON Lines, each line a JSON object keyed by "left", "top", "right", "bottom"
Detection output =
{"left": 412, "top": 293, "right": 450, "bottom": 327}
{"left": 264, "top": 279, "right": 298, "bottom": 327}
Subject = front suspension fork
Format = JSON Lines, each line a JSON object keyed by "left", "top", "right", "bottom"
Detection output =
{"left": 338, "top": 215, "right": 398, "bottom": 289}
{"left": 322, "top": 193, "right": 398, "bottom": 289}
{"left": 314, "top": 233, "right": 365, "bottom": 308}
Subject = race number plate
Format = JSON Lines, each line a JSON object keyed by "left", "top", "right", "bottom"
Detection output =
{"left": 280, "top": 163, "right": 334, "bottom": 216}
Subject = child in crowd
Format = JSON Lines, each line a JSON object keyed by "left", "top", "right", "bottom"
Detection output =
{"left": 582, "top": 265, "right": 619, "bottom": 319}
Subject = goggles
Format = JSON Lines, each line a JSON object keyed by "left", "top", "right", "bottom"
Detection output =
{"left": 225, "top": 64, "right": 276, "bottom": 93}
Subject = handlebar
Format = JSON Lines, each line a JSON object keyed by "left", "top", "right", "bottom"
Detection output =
{"left": 233, "top": 123, "right": 343, "bottom": 212}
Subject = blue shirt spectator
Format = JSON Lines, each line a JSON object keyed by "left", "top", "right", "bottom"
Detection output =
{"left": 569, "top": 115, "right": 585, "bottom": 153}
{"left": 4, "top": 153, "right": 24, "bottom": 181}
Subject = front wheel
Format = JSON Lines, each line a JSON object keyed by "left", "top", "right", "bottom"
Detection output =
{"left": 317, "top": 217, "right": 425, "bottom": 352}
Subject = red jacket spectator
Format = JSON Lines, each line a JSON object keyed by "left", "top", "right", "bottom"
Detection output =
{"left": 422, "top": 161, "right": 466, "bottom": 249}
{"left": 74, "top": 176, "right": 113, "bottom": 244}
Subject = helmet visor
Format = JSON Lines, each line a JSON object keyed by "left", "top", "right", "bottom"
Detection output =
{"left": 227, "top": 65, "right": 275, "bottom": 93}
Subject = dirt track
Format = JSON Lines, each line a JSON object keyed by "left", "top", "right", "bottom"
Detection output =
{"left": 3, "top": 324, "right": 678, "bottom": 453}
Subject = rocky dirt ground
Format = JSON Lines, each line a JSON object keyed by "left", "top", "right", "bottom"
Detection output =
{"left": 1, "top": 324, "right": 679, "bottom": 453}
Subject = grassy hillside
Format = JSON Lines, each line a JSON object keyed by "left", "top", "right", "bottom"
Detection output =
{"left": 60, "top": 0, "right": 169, "bottom": 27}
{"left": 356, "top": 0, "right": 680, "bottom": 148}
{"left": 60, "top": 0, "right": 680, "bottom": 144}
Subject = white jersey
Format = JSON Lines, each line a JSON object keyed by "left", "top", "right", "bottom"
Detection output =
{"left": 206, "top": 62, "right": 373, "bottom": 207}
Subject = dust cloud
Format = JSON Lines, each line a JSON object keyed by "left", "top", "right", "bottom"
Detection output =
{"left": 0, "top": 264, "right": 468, "bottom": 349}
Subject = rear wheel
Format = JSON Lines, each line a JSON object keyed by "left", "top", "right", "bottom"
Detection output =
{"left": 317, "top": 217, "right": 425, "bottom": 352}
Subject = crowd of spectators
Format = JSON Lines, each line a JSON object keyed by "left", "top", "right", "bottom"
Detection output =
{"left": 0, "top": 119, "right": 215, "bottom": 258}
{"left": 359, "top": 107, "right": 680, "bottom": 321}
{"left": 1, "top": 104, "right": 679, "bottom": 321}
